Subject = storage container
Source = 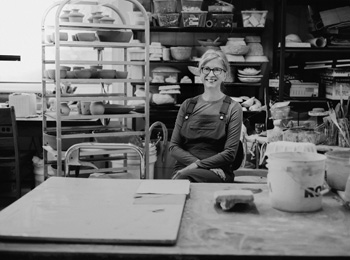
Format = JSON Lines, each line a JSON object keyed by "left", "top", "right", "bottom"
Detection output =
{"left": 153, "top": 0, "right": 177, "bottom": 13}
{"left": 157, "top": 13, "right": 180, "bottom": 27}
{"left": 241, "top": 10, "right": 268, "bottom": 27}
{"left": 270, "top": 106, "right": 290, "bottom": 120}
{"left": 325, "top": 151, "right": 350, "bottom": 191}
{"left": 208, "top": 5, "right": 233, "bottom": 13}
{"left": 181, "top": 0, "right": 203, "bottom": 11}
{"left": 181, "top": 11, "right": 207, "bottom": 27}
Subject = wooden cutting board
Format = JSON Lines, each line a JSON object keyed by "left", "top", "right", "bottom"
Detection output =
{"left": 0, "top": 178, "right": 187, "bottom": 245}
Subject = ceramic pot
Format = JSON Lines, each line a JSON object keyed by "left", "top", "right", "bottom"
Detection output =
{"left": 100, "top": 15, "right": 115, "bottom": 24}
{"left": 78, "top": 101, "right": 91, "bottom": 115}
{"left": 60, "top": 103, "right": 71, "bottom": 116}
{"left": 68, "top": 9, "right": 84, "bottom": 23}
{"left": 90, "top": 101, "right": 105, "bottom": 115}
{"left": 88, "top": 12, "right": 96, "bottom": 23}
{"left": 92, "top": 11, "right": 103, "bottom": 23}
{"left": 60, "top": 10, "right": 71, "bottom": 22}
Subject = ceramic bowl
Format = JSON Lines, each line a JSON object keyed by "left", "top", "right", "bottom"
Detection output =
{"left": 170, "top": 47, "right": 192, "bottom": 61}
{"left": 96, "top": 30, "right": 133, "bottom": 42}
{"left": 66, "top": 71, "right": 76, "bottom": 79}
{"left": 74, "top": 69, "right": 92, "bottom": 79}
{"left": 46, "top": 69, "right": 67, "bottom": 80}
{"left": 73, "top": 66, "right": 85, "bottom": 71}
{"left": 98, "top": 69, "right": 117, "bottom": 79}
{"left": 76, "top": 33, "right": 97, "bottom": 42}
{"left": 89, "top": 66, "right": 103, "bottom": 78}
{"left": 60, "top": 66, "right": 71, "bottom": 71}
{"left": 115, "top": 71, "right": 128, "bottom": 79}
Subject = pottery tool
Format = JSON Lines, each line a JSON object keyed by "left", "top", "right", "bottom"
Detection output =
{"left": 329, "top": 108, "right": 350, "bottom": 147}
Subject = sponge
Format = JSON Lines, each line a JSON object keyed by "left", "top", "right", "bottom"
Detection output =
{"left": 214, "top": 190, "right": 254, "bottom": 210}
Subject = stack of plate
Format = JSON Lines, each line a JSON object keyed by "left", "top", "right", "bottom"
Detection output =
{"left": 237, "top": 68, "right": 263, "bottom": 83}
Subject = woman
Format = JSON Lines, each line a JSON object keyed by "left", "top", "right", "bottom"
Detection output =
{"left": 169, "top": 49, "right": 243, "bottom": 182}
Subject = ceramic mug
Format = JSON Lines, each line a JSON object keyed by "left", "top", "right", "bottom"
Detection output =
{"left": 79, "top": 101, "right": 91, "bottom": 115}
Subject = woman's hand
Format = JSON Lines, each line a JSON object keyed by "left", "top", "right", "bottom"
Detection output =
{"left": 172, "top": 162, "right": 199, "bottom": 179}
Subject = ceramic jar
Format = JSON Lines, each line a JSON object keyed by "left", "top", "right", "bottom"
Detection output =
{"left": 100, "top": 15, "right": 115, "bottom": 24}
{"left": 78, "top": 101, "right": 91, "bottom": 115}
{"left": 90, "top": 101, "right": 105, "bottom": 115}
{"left": 92, "top": 11, "right": 104, "bottom": 23}
{"left": 60, "top": 102, "right": 71, "bottom": 116}
{"left": 88, "top": 12, "right": 96, "bottom": 23}
{"left": 60, "top": 10, "right": 71, "bottom": 22}
{"left": 68, "top": 9, "right": 84, "bottom": 23}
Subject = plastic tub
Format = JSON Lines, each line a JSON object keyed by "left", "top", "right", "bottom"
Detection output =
{"left": 181, "top": 11, "right": 207, "bottom": 27}
{"left": 157, "top": 13, "right": 180, "bottom": 27}
{"left": 181, "top": 0, "right": 203, "bottom": 11}
{"left": 270, "top": 106, "right": 290, "bottom": 120}
{"left": 325, "top": 151, "right": 350, "bottom": 191}
{"left": 241, "top": 10, "right": 268, "bottom": 27}
{"left": 153, "top": 0, "right": 177, "bottom": 13}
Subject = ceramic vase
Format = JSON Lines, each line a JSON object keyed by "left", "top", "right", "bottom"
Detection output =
{"left": 68, "top": 9, "right": 84, "bottom": 23}
{"left": 92, "top": 11, "right": 104, "bottom": 23}
{"left": 60, "top": 10, "right": 71, "bottom": 22}
{"left": 60, "top": 102, "right": 71, "bottom": 116}
{"left": 90, "top": 101, "right": 105, "bottom": 115}
{"left": 100, "top": 15, "right": 115, "bottom": 24}
{"left": 88, "top": 12, "right": 97, "bottom": 23}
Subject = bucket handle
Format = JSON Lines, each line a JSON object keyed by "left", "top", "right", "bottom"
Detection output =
{"left": 286, "top": 171, "right": 330, "bottom": 197}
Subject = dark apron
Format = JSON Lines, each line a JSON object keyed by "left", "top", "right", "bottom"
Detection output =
{"left": 176, "top": 113, "right": 230, "bottom": 173}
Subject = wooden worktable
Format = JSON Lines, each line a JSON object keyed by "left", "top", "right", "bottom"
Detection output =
{"left": 0, "top": 178, "right": 349, "bottom": 259}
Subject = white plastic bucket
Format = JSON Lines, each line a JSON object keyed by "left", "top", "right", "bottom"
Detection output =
{"left": 127, "top": 146, "right": 157, "bottom": 179}
{"left": 267, "top": 152, "right": 327, "bottom": 212}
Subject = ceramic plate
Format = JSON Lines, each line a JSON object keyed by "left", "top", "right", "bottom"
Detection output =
{"left": 238, "top": 77, "right": 261, "bottom": 83}
{"left": 104, "top": 104, "right": 135, "bottom": 114}
{"left": 238, "top": 69, "right": 261, "bottom": 76}
{"left": 238, "top": 74, "right": 263, "bottom": 78}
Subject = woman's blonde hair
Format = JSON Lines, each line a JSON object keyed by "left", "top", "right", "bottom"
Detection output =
{"left": 198, "top": 49, "right": 231, "bottom": 76}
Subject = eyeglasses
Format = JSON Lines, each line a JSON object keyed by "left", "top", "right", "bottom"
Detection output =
{"left": 201, "top": 67, "right": 226, "bottom": 76}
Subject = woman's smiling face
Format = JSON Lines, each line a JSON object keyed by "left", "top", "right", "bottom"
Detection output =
{"left": 200, "top": 58, "right": 226, "bottom": 89}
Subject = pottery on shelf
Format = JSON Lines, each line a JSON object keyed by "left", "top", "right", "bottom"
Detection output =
{"left": 90, "top": 101, "right": 105, "bottom": 115}
{"left": 100, "top": 15, "right": 115, "bottom": 24}
{"left": 88, "top": 12, "right": 96, "bottom": 23}
{"left": 60, "top": 10, "right": 71, "bottom": 22}
{"left": 68, "top": 9, "right": 84, "bottom": 23}
{"left": 92, "top": 11, "right": 104, "bottom": 23}
{"left": 60, "top": 102, "right": 71, "bottom": 116}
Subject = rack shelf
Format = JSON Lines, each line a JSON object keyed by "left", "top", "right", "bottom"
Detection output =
{"left": 41, "top": 0, "right": 151, "bottom": 178}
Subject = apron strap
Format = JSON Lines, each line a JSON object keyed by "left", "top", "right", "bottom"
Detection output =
{"left": 184, "top": 96, "right": 199, "bottom": 120}
{"left": 219, "top": 95, "right": 232, "bottom": 120}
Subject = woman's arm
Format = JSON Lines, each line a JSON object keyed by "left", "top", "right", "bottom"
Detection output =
{"left": 169, "top": 100, "right": 199, "bottom": 166}
{"left": 196, "top": 101, "right": 243, "bottom": 169}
